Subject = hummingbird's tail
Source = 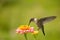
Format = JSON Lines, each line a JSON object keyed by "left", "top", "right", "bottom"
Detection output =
{"left": 38, "top": 23, "right": 45, "bottom": 36}
{"left": 41, "top": 24, "right": 45, "bottom": 36}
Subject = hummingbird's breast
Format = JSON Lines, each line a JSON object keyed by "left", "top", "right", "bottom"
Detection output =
{"left": 36, "top": 20, "right": 43, "bottom": 28}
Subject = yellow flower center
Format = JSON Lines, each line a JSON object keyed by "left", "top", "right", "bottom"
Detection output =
{"left": 18, "top": 25, "right": 30, "bottom": 30}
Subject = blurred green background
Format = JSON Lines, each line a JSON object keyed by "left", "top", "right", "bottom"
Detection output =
{"left": 0, "top": 0, "right": 60, "bottom": 40}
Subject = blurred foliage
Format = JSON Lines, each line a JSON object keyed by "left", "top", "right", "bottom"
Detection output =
{"left": 0, "top": 0, "right": 60, "bottom": 40}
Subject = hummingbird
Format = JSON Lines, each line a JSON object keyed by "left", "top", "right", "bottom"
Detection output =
{"left": 28, "top": 16, "right": 56, "bottom": 36}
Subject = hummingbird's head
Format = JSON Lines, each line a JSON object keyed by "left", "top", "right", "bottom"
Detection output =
{"left": 28, "top": 18, "right": 37, "bottom": 26}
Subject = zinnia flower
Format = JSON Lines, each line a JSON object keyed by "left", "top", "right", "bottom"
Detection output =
{"left": 16, "top": 25, "right": 34, "bottom": 34}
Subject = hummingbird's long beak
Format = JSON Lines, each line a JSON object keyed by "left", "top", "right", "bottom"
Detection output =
{"left": 28, "top": 18, "right": 34, "bottom": 26}
{"left": 28, "top": 19, "right": 33, "bottom": 26}
{"left": 28, "top": 21, "right": 31, "bottom": 26}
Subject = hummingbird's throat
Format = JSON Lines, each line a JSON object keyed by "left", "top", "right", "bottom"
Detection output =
{"left": 34, "top": 18, "right": 37, "bottom": 23}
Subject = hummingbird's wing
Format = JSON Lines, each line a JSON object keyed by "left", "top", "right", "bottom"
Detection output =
{"left": 37, "top": 16, "right": 56, "bottom": 35}
{"left": 39, "top": 16, "right": 56, "bottom": 24}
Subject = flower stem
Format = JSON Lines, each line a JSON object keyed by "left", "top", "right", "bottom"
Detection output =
{"left": 33, "top": 35, "right": 37, "bottom": 40}
{"left": 24, "top": 33, "right": 28, "bottom": 40}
